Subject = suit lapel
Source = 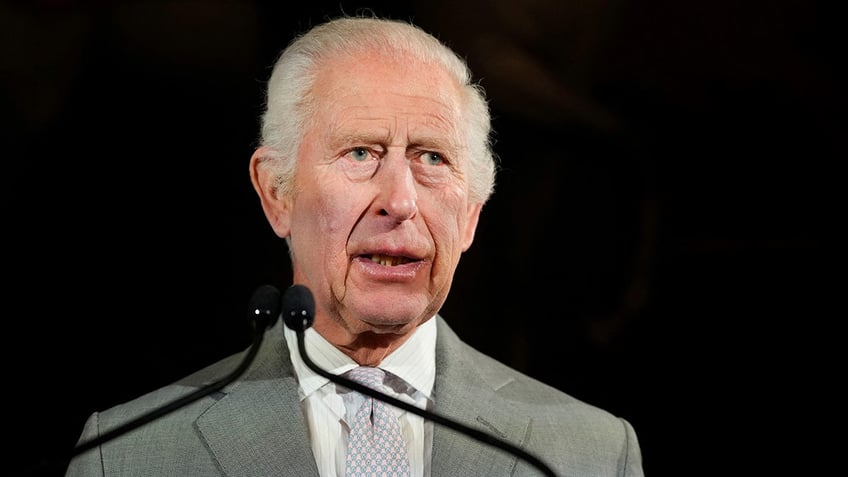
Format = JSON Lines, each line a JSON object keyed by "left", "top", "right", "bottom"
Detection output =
{"left": 190, "top": 317, "right": 531, "bottom": 477}
{"left": 196, "top": 322, "right": 320, "bottom": 477}
{"left": 431, "top": 317, "right": 531, "bottom": 477}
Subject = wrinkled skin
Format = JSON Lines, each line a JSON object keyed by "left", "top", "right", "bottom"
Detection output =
{"left": 251, "top": 50, "right": 482, "bottom": 365}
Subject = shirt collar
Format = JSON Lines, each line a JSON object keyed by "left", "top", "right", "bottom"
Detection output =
{"left": 284, "top": 316, "right": 437, "bottom": 401}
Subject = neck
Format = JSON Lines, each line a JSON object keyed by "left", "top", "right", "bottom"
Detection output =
{"left": 314, "top": 322, "right": 416, "bottom": 366}
{"left": 342, "top": 344, "right": 395, "bottom": 366}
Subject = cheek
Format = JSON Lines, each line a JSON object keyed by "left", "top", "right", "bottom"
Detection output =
{"left": 427, "top": 201, "right": 469, "bottom": 253}
{"left": 299, "top": 181, "right": 363, "bottom": 249}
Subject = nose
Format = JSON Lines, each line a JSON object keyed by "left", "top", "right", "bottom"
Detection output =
{"left": 376, "top": 153, "right": 418, "bottom": 222}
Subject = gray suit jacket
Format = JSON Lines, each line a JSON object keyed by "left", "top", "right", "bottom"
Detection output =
{"left": 66, "top": 316, "right": 643, "bottom": 476}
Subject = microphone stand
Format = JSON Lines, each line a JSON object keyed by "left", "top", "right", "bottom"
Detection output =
{"left": 26, "top": 285, "right": 282, "bottom": 477}
{"left": 291, "top": 323, "right": 558, "bottom": 477}
{"left": 71, "top": 327, "right": 267, "bottom": 457}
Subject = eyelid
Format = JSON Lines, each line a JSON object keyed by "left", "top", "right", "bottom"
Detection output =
{"left": 345, "top": 145, "right": 383, "bottom": 161}
{"left": 414, "top": 148, "right": 448, "bottom": 166}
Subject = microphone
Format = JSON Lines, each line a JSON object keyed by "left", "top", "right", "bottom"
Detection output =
{"left": 31, "top": 285, "right": 283, "bottom": 476}
{"left": 281, "top": 284, "right": 558, "bottom": 477}
{"left": 74, "top": 284, "right": 282, "bottom": 454}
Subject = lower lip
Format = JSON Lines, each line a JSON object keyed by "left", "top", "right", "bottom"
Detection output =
{"left": 354, "top": 257, "right": 424, "bottom": 281}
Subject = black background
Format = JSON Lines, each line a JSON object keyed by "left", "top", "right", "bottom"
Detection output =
{"left": 2, "top": 1, "right": 839, "bottom": 476}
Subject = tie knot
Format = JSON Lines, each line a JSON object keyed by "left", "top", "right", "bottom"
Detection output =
{"left": 346, "top": 366, "right": 385, "bottom": 392}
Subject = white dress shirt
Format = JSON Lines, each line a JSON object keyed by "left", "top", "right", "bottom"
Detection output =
{"left": 284, "top": 317, "right": 437, "bottom": 477}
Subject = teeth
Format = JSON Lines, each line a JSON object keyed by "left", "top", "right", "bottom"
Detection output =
{"left": 369, "top": 254, "right": 409, "bottom": 266}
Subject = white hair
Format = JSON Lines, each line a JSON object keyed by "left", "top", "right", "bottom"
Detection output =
{"left": 258, "top": 15, "right": 497, "bottom": 205}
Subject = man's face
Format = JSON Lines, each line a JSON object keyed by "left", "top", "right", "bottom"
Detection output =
{"left": 286, "top": 51, "right": 482, "bottom": 346}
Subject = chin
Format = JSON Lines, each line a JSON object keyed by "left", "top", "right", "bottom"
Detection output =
{"left": 345, "top": 309, "right": 424, "bottom": 337}
{"left": 351, "top": 293, "right": 422, "bottom": 319}
{"left": 357, "top": 314, "right": 416, "bottom": 331}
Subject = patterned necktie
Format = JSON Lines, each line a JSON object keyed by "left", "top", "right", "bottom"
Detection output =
{"left": 344, "top": 366, "right": 411, "bottom": 477}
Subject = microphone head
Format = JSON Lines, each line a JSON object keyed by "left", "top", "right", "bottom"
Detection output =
{"left": 249, "top": 284, "right": 282, "bottom": 331}
{"left": 282, "top": 284, "right": 315, "bottom": 332}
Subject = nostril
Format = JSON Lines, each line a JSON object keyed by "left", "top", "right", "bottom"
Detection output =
{"left": 378, "top": 197, "right": 417, "bottom": 221}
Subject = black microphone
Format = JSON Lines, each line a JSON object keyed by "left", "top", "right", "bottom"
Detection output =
{"left": 29, "top": 285, "right": 283, "bottom": 476}
{"left": 281, "top": 284, "right": 558, "bottom": 477}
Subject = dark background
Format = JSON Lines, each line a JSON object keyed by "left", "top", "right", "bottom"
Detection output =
{"left": 2, "top": 1, "right": 839, "bottom": 476}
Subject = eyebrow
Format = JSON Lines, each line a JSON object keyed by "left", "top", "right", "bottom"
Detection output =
{"left": 326, "top": 123, "right": 391, "bottom": 147}
{"left": 326, "top": 119, "right": 463, "bottom": 154}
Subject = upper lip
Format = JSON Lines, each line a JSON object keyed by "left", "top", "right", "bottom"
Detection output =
{"left": 354, "top": 246, "right": 425, "bottom": 263}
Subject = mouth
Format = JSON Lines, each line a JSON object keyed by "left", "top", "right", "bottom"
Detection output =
{"left": 367, "top": 254, "right": 412, "bottom": 267}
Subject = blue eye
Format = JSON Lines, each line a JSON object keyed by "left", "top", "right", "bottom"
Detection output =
{"left": 422, "top": 152, "right": 443, "bottom": 165}
{"left": 350, "top": 147, "right": 371, "bottom": 162}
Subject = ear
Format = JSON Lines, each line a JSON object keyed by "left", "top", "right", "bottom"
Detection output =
{"left": 249, "top": 147, "right": 292, "bottom": 239}
{"left": 461, "top": 203, "right": 484, "bottom": 251}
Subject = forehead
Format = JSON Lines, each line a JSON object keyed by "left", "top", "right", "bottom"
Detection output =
{"left": 310, "top": 51, "right": 466, "bottom": 138}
